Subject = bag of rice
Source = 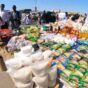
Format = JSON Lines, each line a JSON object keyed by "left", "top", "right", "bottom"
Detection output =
{"left": 5, "top": 58, "right": 22, "bottom": 70}
{"left": 31, "top": 60, "right": 48, "bottom": 76}
{"left": 32, "top": 75, "right": 48, "bottom": 88}
{"left": 12, "top": 66, "right": 32, "bottom": 84}
{"left": 48, "top": 65, "right": 57, "bottom": 87}
{"left": 14, "top": 81, "right": 34, "bottom": 88}
{"left": 30, "top": 52, "right": 44, "bottom": 63}
{"left": 43, "top": 50, "right": 52, "bottom": 60}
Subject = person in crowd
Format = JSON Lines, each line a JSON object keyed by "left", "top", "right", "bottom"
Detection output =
{"left": 41, "top": 10, "right": 46, "bottom": 23}
{"left": 84, "top": 14, "right": 88, "bottom": 26}
{"left": 10, "top": 5, "right": 21, "bottom": 30}
{"left": 58, "top": 11, "right": 67, "bottom": 21}
{"left": 0, "top": 16, "right": 4, "bottom": 28}
{"left": 21, "top": 13, "right": 26, "bottom": 24}
{"left": 57, "top": 11, "right": 68, "bottom": 30}
{"left": 25, "top": 14, "right": 32, "bottom": 25}
{"left": 0, "top": 4, "right": 10, "bottom": 29}
{"left": 37, "top": 12, "right": 41, "bottom": 25}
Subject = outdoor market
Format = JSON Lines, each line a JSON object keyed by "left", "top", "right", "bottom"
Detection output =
{"left": 0, "top": 1, "right": 88, "bottom": 88}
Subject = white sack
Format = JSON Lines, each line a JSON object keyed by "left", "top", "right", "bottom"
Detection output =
{"left": 15, "top": 81, "right": 34, "bottom": 88}
{"left": 30, "top": 52, "right": 44, "bottom": 63}
{"left": 5, "top": 58, "right": 22, "bottom": 70}
{"left": 31, "top": 60, "right": 48, "bottom": 76}
{"left": 43, "top": 50, "right": 52, "bottom": 60}
{"left": 48, "top": 65, "right": 57, "bottom": 87}
{"left": 32, "top": 75, "right": 48, "bottom": 88}
{"left": 12, "top": 66, "right": 32, "bottom": 84}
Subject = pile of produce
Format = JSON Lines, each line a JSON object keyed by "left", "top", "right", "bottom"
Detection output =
{"left": 21, "top": 26, "right": 40, "bottom": 42}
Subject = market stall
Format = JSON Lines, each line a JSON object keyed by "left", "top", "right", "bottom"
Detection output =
{"left": 0, "top": 23, "right": 86, "bottom": 88}
{"left": 0, "top": 12, "right": 88, "bottom": 88}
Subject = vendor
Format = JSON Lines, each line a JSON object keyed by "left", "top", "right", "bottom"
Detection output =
{"left": 0, "top": 4, "right": 10, "bottom": 29}
{"left": 10, "top": 5, "right": 21, "bottom": 30}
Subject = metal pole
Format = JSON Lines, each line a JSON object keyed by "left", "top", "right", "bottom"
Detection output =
{"left": 34, "top": 0, "right": 37, "bottom": 12}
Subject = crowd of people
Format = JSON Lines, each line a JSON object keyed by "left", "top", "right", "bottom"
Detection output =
{"left": 0, "top": 4, "right": 21, "bottom": 30}
{"left": 0, "top": 3, "right": 88, "bottom": 31}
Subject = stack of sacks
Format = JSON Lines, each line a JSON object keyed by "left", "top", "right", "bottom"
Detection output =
{"left": 32, "top": 60, "right": 49, "bottom": 88}
{"left": 6, "top": 44, "right": 44, "bottom": 71}
{"left": 31, "top": 60, "right": 57, "bottom": 88}
{"left": 5, "top": 44, "right": 57, "bottom": 88}
{"left": 30, "top": 52, "right": 44, "bottom": 62}
{"left": 5, "top": 45, "right": 34, "bottom": 74}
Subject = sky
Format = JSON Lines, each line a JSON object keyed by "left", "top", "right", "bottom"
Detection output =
{"left": 0, "top": 0, "right": 88, "bottom": 13}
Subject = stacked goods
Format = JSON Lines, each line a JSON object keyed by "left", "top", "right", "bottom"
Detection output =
{"left": 40, "top": 33, "right": 77, "bottom": 45}
{"left": 5, "top": 45, "right": 58, "bottom": 88}
{"left": 5, "top": 38, "right": 88, "bottom": 88}
{"left": 49, "top": 50, "right": 88, "bottom": 88}
{"left": 3, "top": 22, "right": 87, "bottom": 88}
{"left": 45, "top": 39, "right": 88, "bottom": 88}
{"left": 76, "top": 39, "right": 88, "bottom": 53}
{"left": 60, "top": 58, "right": 88, "bottom": 88}
{"left": 21, "top": 26, "right": 40, "bottom": 42}
{"left": 41, "top": 41, "right": 73, "bottom": 55}
{"left": 56, "top": 44, "right": 72, "bottom": 55}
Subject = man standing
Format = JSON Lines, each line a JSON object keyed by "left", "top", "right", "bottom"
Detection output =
{"left": 0, "top": 4, "right": 10, "bottom": 29}
{"left": 10, "top": 5, "right": 21, "bottom": 30}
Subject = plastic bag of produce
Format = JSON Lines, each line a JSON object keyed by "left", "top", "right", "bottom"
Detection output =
{"left": 48, "top": 65, "right": 57, "bottom": 87}
{"left": 61, "top": 44, "right": 71, "bottom": 51}
{"left": 31, "top": 60, "right": 48, "bottom": 76}
{"left": 12, "top": 66, "right": 32, "bottom": 83}
{"left": 68, "top": 75, "right": 81, "bottom": 86}
{"left": 73, "top": 70, "right": 83, "bottom": 77}
{"left": 79, "top": 60, "right": 87, "bottom": 67}
{"left": 50, "top": 43, "right": 62, "bottom": 50}
{"left": 56, "top": 48, "right": 66, "bottom": 55}
{"left": 77, "top": 45, "right": 88, "bottom": 53}
{"left": 57, "top": 63, "right": 65, "bottom": 71}
{"left": 32, "top": 75, "right": 48, "bottom": 88}
{"left": 63, "top": 69, "right": 72, "bottom": 77}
